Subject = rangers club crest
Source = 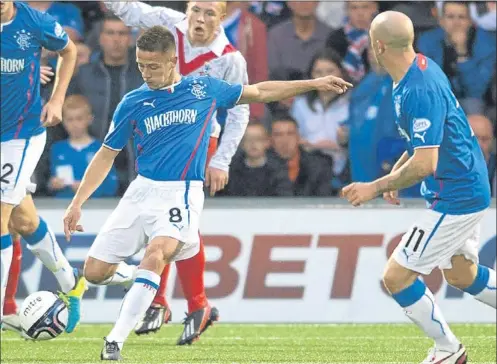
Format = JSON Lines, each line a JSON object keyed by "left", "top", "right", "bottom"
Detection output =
{"left": 188, "top": 79, "right": 207, "bottom": 100}
{"left": 14, "top": 30, "right": 32, "bottom": 50}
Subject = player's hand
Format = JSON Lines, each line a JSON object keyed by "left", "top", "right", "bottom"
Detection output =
{"left": 205, "top": 167, "right": 228, "bottom": 197}
{"left": 383, "top": 190, "right": 400, "bottom": 206}
{"left": 341, "top": 182, "right": 378, "bottom": 207}
{"left": 49, "top": 177, "right": 66, "bottom": 191}
{"left": 41, "top": 99, "right": 63, "bottom": 127}
{"left": 63, "top": 204, "right": 84, "bottom": 242}
{"left": 40, "top": 66, "right": 54, "bottom": 85}
{"left": 314, "top": 75, "right": 353, "bottom": 95}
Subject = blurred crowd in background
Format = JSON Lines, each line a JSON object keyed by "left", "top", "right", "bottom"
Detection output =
{"left": 30, "top": 1, "right": 497, "bottom": 199}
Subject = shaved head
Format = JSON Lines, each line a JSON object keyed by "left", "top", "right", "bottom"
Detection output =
{"left": 370, "top": 11, "right": 414, "bottom": 49}
{"left": 369, "top": 11, "right": 417, "bottom": 80}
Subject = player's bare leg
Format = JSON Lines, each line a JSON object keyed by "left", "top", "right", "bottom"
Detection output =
{"left": 0, "top": 202, "right": 15, "bottom": 325}
{"left": 102, "top": 236, "right": 182, "bottom": 360}
{"left": 444, "top": 255, "right": 496, "bottom": 308}
{"left": 383, "top": 258, "right": 467, "bottom": 364}
{"left": 136, "top": 137, "right": 220, "bottom": 338}
{"left": 1, "top": 229, "right": 22, "bottom": 335}
{"left": 10, "top": 195, "right": 87, "bottom": 333}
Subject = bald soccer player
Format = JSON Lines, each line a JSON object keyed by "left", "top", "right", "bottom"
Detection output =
{"left": 342, "top": 11, "right": 495, "bottom": 364}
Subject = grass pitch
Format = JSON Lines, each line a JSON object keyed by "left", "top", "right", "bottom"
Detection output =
{"left": 1, "top": 324, "right": 495, "bottom": 363}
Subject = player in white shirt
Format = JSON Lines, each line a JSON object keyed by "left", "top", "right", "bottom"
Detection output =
{"left": 104, "top": 1, "right": 251, "bottom": 343}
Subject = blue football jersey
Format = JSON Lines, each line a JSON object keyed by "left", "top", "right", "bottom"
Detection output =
{"left": 393, "top": 54, "right": 491, "bottom": 215}
{"left": 104, "top": 76, "right": 243, "bottom": 181}
{"left": 0, "top": 2, "right": 69, "bottom": 142}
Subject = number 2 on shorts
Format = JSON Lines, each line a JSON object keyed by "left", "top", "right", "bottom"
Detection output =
{"left": 0, "top": 163, "right": 14, "bottom": 184}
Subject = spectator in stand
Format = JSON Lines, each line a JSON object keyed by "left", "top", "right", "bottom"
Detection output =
{"left": 221, "top": 123, "right": 293, "bottom": 197}
{"left": 267, "top": 1, "right": 330, "bottom": 81}
{"left": 316, "top": 2, "right": 345, "bottom": 29}
{"left": 326, "top": 1, "right": 379, "bottom": 82}
{"left": 27, "top": 1, "right": 84, "bottom": 41}
{"left": 390, "top": 2, "right": 437, "bottom": 37}
{"left": 69, "top": 14, "right": 143, "bottom": 194}
{"left": 249, "top": 1, "right": 291, "bottom": 29}
{"left": 75, "top": 42, "right": 91, "bottom": 73}
{"left": 290, "top": 49, "right": 351, "bottom": 183}
{"left": 468, "top": 114, "right": 496, "bottom": 196}
{"left": 339, "top": 45, "right": 399, "bottom": 183}
{"left": 223, "top": 1, "right": 268, "bottom": 121}
{"left": 270, "top": 113, "right": 333, "bottom": 196}
{"left": 417, "top": 1, "right": 497, "bottom": 115}
{"left": 48, "top": 95, "right": 118, "bottom": 199}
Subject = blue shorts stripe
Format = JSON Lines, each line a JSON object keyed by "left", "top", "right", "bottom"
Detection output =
{"left": 135, "top": 277, "right": 159, "bottom": 290}
{"left": 419, "top": 213, "right": 446, "bottom": 258}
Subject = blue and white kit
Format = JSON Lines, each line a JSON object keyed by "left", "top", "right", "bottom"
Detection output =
{"left": 392, "top": 54, "right": 491, "bottom": 275}
{"left": 88, "top": 76, "right": 243, "bottom": 263}
{"left": 1, "top": 2, "right": 69, "bottom": 205}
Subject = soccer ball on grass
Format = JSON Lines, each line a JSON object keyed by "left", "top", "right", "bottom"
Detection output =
{"left": 19, "top": 291, "right": 68, "bottom": 340}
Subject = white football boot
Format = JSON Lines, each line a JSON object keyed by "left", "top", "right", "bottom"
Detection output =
{"left": 421, "top": 344, "right": 467, "bottom": 364}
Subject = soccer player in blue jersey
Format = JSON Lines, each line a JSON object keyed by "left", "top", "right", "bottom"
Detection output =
{"left": 0, "top": 1, "right": 87, "bottom": 333}
{"left": 62, "top": 25, "right": 352, "bottom": 360}
{"left": 342, "top": 11, "right": 495, "bottom": 364}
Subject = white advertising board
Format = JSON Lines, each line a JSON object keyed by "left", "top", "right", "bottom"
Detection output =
{"left": 15, "top": 207, "right": 496, "bottom": 323}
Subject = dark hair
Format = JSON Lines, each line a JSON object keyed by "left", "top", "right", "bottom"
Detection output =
{"left": 270, "top": 111, "right": 298, "bottom": 134}
{"left": 442, "top": 1, "right": 470, "bottom": 15}
{"left": 100, "top": 14, "right": 128, "bottom": 33}
{"left": 305, "top": 48, "right": 350, "bottom": 112}
{"left": 136, "top": 26, "right": 176, "bottom": 54}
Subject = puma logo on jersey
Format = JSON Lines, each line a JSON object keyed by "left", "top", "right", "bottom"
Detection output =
{"left": 143, "top": 100, "right": 156, "bottom": 108}
{"left": 414, "top": 132, "right": 427, "bottom": 143}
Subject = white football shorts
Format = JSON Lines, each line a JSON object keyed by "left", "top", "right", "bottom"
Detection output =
{"left": 1, "top": 131, "right": 46, "bottom": 206}
{"left": 393, "top": 209, "right": 486, "bottom": 275}
{"left": 88, "top": 176, "right": 204, "bottom": 264}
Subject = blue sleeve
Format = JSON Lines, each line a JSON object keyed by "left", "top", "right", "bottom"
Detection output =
{"left": 103, "top": 99, "right": 133, "bottom": 151}
{"left": 39, "top": 12, "right": 69, "bottom": 52}
{"left": 404, "top": 89, "right": 445, "bottom": 149}
{"left": 93, "top": 166, "right": 119, "bottom": 198}
{"left": 209, "top": 77, "right": 243, "bottom": 109}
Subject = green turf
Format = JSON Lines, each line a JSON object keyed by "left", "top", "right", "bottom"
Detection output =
{"left": 1, "top": 324, "right": 495, "bottom": 363}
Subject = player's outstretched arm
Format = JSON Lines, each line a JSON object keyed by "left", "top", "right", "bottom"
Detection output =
{"left": 382, "top": 151, "right": 409, "bottom": 205}
{"left": 70, "top": 146, "right": 119, "bottom": 207}
{"left": 41, "top": 40, "right": 77, "bottom": 127}
{"left": 237, "top": 75, "right": 353, "bottom": 105}
{"left": 63, "top": 146, "right": 119, "bottom": 241}
{"left": 374, "top": 147, "right": 438, "bottom": 194}
{"left": 341, "top": 148, "right": 438, "bottom": 207}
{"left": 103, "top": 1, "right": 185, "bottom": 30}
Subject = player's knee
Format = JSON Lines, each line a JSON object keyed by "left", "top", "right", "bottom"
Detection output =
{"left": 11, "top": 214, "right": 38, "bottom": 236}
{"left": 382, "top": 260, "right": 418, "bottom": 294}
{"left": 443, "top": 256, "right": 478, "bottom": 290}
{"left": 140, "top": 243, "right": 168, "bottom": 273}
{"left": 84, "top": 257, "right": 115, "bottom": 284}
